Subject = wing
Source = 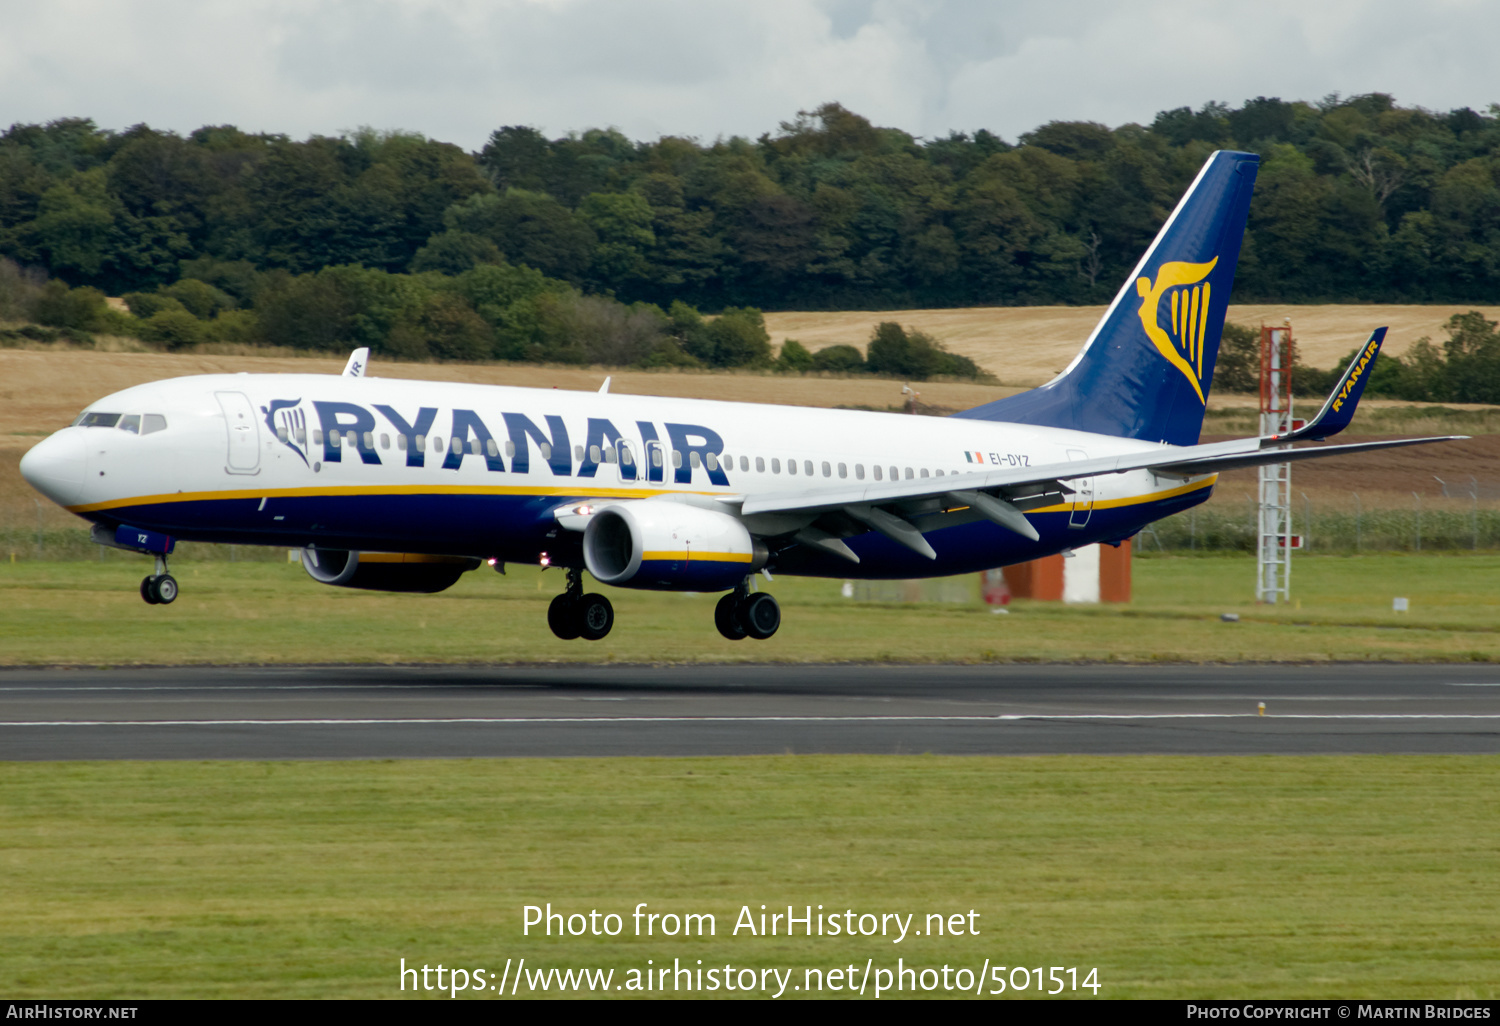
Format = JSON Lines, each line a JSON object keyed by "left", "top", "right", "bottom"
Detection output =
{"left": 557, "top": 329, "right": 1461, "bottom": 565}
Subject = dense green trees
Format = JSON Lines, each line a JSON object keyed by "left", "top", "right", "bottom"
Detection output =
{"left": 5, "top": 97, "right": 1499, "bottom": 313}
{"left": 4, "top": 97, "right": 1500, "bottom": 377}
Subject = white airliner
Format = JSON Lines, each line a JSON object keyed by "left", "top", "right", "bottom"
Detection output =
{"left": 20, "top": 151, "right": 1455, "bottom": 641}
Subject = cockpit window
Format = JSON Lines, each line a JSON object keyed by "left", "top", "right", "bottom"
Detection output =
{"left": 118, "top": 414, "right": 140, "bottom": 434}
{"left": 76, "top": 412, "right": 121, "bottom": 428}
{"left": 141, "top": 414, "right": 167, "bottom": 435}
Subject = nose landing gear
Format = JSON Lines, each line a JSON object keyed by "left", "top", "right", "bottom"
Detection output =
{"left": 715, "top": 579, "right": 780, "bottom": 641}
{"left": 547, "top": 568, "right": 614, "bottom": 641}
{"left": 140, "top": 555, "right": 178, "bottom": 605}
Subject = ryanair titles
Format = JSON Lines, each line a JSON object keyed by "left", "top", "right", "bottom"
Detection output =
{"left": 1330, "top": 337, "right": 1381, "bottom": 414}
{"left": 262, "top": 398, "right": 732, "bottom": 486}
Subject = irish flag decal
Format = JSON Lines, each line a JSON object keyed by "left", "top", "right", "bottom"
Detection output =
{"left": 963, "top": 450, "right": 985, "bottom": 464}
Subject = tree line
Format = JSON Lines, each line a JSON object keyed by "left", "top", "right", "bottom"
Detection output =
{"left": 1, "top": 94, "right": 1498, "bottom": 380}
{"left": 1212, "top": 312, "right": 1500, "bottom": 403}
{"left": 5, "top": 96, "right": 1500, "bottom": 310}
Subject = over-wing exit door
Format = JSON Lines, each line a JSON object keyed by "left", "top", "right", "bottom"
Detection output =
{"left": 1066, "top": 449, "right": 1093, "bottom": 528}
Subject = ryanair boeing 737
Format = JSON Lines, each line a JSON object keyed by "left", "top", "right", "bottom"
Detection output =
{"left": 19, "top": 151, "right": 1457, "bottom": 642}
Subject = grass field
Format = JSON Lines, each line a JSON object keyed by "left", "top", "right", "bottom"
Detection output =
{"left": 1, "top": 756, "right": 1496, "bottom": 999}
{"left": 4, "top": 552, "right": 1500, "bottom": 665}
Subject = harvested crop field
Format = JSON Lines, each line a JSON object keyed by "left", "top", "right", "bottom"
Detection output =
{"left": 764, "top": 304, "right": 1500, "bottom": 387}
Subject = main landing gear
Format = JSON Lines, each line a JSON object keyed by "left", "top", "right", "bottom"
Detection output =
{"left": 548, "top": 568, "right": 614, "bottom": 641}
{"left": 140, "top": 555, "right": 178, "bottom": 606}
{"left": 715, "top": 580, "right": 780, "bottom": 641}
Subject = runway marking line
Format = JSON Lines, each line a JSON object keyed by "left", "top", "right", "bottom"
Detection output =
{"left": 3, "top": 714, "right": 1500, "bottom": 727}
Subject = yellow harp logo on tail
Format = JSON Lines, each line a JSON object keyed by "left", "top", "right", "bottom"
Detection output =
{"left": 1135, "top": 256, "right": 1218, "bottom": 405}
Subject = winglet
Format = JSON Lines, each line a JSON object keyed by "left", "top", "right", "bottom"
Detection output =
{"left": 599, "top": 376, "right": 611, "bottom": 394}
{"left": 343, "top": 348, "right": 370, "bottom": 378}
{"left": 1275, "top": 328, "right": 1385, "bottom": 444}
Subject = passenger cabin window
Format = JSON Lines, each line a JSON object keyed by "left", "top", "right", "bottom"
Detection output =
{"left": 705, "top": 453, "right": 718, "bottom": 471}
{"left": 856, "top": 464, "right": 865, "bottom": 480}
{"left": 741, "top": 456, "right": 750, "bottom": 472}
{"left": 920, "top": 468, "right": 929, "bottom": 478}
{"left": 804, "top": 460, "right": 814, "bottom": 476}
{"left": 905, "top": 467, "right": 913, "bottom": 479}
{"left": 117, "top": 414, "right": 140, "bottom": 434}
{"left": 431, "top": 436, "right": 444, "bottom": 452}
{"left": 690, "top": 452, "right": 701, "bottom": 469}
{"left": 141, "top": 414, "right": 167, "bottom": 435}
{"left": 838, "top": 463, "right": 847, "bottom": 479}
{"left": 397, "top": 435, "right": 408, "bottom": 451}
{"left": 873, "top": 466, "right": 882, "bottom": 481}
{"left": 672, "top": 450, "right": 683, "bottom": 468}
{"left": 540, "top": 442, "right": 553, "bottom": 460}
{"left": 380, "top": 433, "right": 390, "bottom": 450}
{"left": 277, "top": 425, "right": 289, "bottom": 443}
{"left": 771, "top": 458, "right": 781, "bottom": 474}
{"left": 787, "top": 459, "right": 796, "bottom": 475}
{"left": 313, "top": 430, "right": 324, "bottom": 445}
{"left": 756, "top": 457, "right": 765, "bottom": 473}
{"left": 822, "top": 461, "right": 831, "bottom": 477}
{"left": 651, "top": 449, "right": 663, "bottom": 468}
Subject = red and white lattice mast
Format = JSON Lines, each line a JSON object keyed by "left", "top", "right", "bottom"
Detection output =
{"left": 1257, "top": 322, "right": 1295, "bottom": 603}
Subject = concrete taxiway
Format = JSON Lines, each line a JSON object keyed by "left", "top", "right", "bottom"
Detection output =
{"left": 1, "top": 663, "right": 1498, "bottom": 760}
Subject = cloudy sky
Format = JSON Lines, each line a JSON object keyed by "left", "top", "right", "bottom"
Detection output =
{"left": 2, "top": 0, "right": 1496, "bottom": 149}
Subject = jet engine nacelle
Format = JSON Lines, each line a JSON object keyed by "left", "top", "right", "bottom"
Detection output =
{"left": 583, "top": 501, "right": 766, "bottom": 591}
{"left": 301, "top": 549, "right": 481, "bottom": 593}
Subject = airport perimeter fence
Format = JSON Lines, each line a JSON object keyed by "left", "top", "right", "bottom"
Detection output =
{"left": 1143, "top": 495, "right": 1500, "bottom": 554}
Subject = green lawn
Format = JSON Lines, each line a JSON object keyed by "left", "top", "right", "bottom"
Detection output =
{"left": 1, "top": 757, "right": 1496, "bottom": 999}
{"left": 3, "top": 552, "right": 1500, "bottom": 664}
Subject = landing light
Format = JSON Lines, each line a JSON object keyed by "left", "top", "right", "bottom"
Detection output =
{"left": 539, "top": 552, "right": 551, "bottom": 567}
{"left": 573, "top": 504, "right": 594, "bottom": 516}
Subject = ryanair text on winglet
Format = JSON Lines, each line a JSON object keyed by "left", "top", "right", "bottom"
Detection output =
{"left": 1331, "top": 338, "right": 1381, "bottom": 414}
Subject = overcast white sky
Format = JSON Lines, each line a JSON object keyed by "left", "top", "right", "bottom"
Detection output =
{"left": 1, "top": 0, "right": 1496, "bottom": 150}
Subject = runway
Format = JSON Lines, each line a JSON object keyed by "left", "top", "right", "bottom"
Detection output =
{"left": 2, "top": 663, "right": 1499, "bottom": 760}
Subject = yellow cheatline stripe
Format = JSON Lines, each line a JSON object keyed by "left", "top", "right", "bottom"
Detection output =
{"left": 66, "top": 482, "right": 709, "bottom": 514}
{"left": 1025, "top": 475, "right": 1217, "bottom": 514}
{"left": 642, "top": 551, "right": 755, "bottom": 563}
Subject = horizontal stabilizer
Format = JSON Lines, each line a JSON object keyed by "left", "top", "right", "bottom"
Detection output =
{"left": 1148, "top": 435, "right": 1465, "bottom": 477}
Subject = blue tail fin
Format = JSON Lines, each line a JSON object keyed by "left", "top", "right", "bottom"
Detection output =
{"left": 954, "top": 150, "right": 1260, "bottom": 446}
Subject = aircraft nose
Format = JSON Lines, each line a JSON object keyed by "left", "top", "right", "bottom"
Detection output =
{"left": 20, "top": 430, "right": 87, "bottom": 507}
